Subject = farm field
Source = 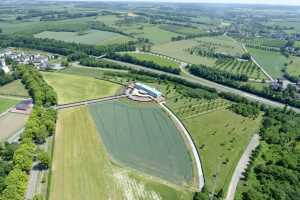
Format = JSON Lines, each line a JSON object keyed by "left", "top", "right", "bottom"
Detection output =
{"left": 88, "top": 99, "right": 196, "bottom": 188}
{"left": 42, "top": 72, "right": 122, "bottom": 104}
{"left": 34, "top": 29, "right": 132, "bottom": 45}
{"left": 0, "top": 112, "right": 28, "bottom": 141}
{"left": 51, "top": 106, "right": 193, "bottom": 200}
{"left": 194, "top": 35, "right": 244, "bottom": 57}
{"left": 248, "top": 48, "right": 287, "bottom": 78}
{"left": 182, "top": 109, "right": 262, "bottom": 195}
{"left": 0, "top": 97, "right": 20, "bottom": 114}
{"left": 215, "top": 59, "right": 267, "bottom": 80}
{"left": 96, "top": 15, "right": 120, "bottom": 26}
{"left": 124, "top": 52, "right": 180, "bottom": 68}
{"left": 158, "top": 24, "right": 205, "bottom": 36}
{"left": 0, "top": 80, "right": 29, "bottom": 97}
{"left": 152, "top": 39, "right": 217, "bottom": 65}
{"left": 122, "top": 25, "right": 181, "bottom": 44}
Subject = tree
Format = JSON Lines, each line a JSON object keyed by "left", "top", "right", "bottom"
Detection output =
{"left": 241, "top": 53, "right": 251, "bottom": 60}
{"left": 37, "top": 150, "right": 50, "bottom": 170}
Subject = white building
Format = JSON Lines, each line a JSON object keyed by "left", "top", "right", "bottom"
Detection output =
{"left": 0, "top": 59, "right": 10, "bottom": 74}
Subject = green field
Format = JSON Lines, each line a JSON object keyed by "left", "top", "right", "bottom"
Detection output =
{"left": 89, "top": 99, "right": 195, "bottom": 188}
{"left": 152, "top": 39, "right": 217, "bottom": 65}
{"left": 34, "top": 29, "right": 132, "bottom": 45}
{"left": 215, "top": 59, "right": 267, "bottom": 80}
{"left": 51, "top": 107, "right": 193, "bottom": 200}
{"left": 286, "top": 56, "right": 300, "bottom": 77}
{"left": 42, "top": 72, "right": 122, "bottom": 104}
{"left": 182, "top": 109, "right": 262, "bottom": 194}
{"left": 248, "top": 48, "right": 287, "bottom": 78}
{"left": 0, "top": 80, "right": 29, "bottom": 97}
{"left": 0, "top": 97, "right": 19, "bottom": 114}
{"left": 124, "top": 52, "right": 180, "bottom": 68}
{"left": 158, "top": 24, "right": 205, "bottom": 36}
{"left": 122, "top": 25, "right": 181, "bottom": 44}
{"left": 195, "top": 35, "right": 244, "bottom": 57}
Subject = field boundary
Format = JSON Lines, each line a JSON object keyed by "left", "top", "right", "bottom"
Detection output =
{"left": 159, "top": 102, "right": 204, "bottom": 191}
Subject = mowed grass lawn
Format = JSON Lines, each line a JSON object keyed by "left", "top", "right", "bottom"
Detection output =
{"left": 125, "top": 52, "right": 180, "bottom": 68}
{"left": 0, "top": 80, "right": 29, "bottom": 97}
{"left": 248, "top": 48, "right": 287, "bottom": 78}
{"left": 89, "top": 99, "right": 196, "bottom": 188}
{"left": 42, "top": 72, "right": 122, "bottom": 104}
{"left": 50, "top": 107, "right": 123, "bottom": 200}
{"left": 152, "top": 39, "right": 217, "bottom": 66}
{"left": 183, "top": 109, "right": 262, "bottom": 194}
{"left": 0, "top": 97, "right": 20, "bottom": 114}
{"left": 34, "top": 30, "right": 132, "bottom": 45}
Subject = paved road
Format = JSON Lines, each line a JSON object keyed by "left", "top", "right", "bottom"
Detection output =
{"left": 160, "top": 102, "right": 204, "bottom": 191}
{"left": 225, "top": 134, "right": 260, "bottom": 200}
{"left": 105, "top": 58, "right": 300, "bottom": 113}
{"left": 54, "top": 94, "right": 128, "bottom": 110}
{"left": 25, "top": 162, "right": 40, "bottom": 200}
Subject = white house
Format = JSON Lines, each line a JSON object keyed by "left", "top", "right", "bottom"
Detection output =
{"left": 0, "top": 59, "right": 10, "bottom": 74}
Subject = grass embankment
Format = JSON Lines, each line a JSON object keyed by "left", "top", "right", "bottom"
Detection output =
{"left": 183, "top": 109, "right": 262, "bottom": 194}
{"left": 50, "top": 106, "right": 194, "bottom": 200}
{"left": 125, "top": 52, "right": 180, "bottom": 68}
{"left": 0, "top": 80, "right": 29, "bottom": 97}
{"left": 42, "top": 72, "right": 122, "bottom": 104}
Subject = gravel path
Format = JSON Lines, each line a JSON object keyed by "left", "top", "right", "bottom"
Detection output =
{"left": 225, "top": 134, "right": 260, "bottom": 200}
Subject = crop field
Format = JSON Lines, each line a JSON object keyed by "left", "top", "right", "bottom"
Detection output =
{"left": 34, "top": 29, "right": 132, "bottom": 45}
{"left": 152, "top": 39, "right": 217, "bottom": 65}
{"left": 88, "top": 99, "right": 195, "bottom": 188}
{"left": 124, "top": 52, "right": 180, "bottom": 68}
{"left": 194, "top": 35, "right": 244, "bottom": 57}
{"left": 183, "top": 109, "right": 262, "bottom": 194}
{"left": 215, "top": 59, "right": 267, "bottom": 80}
{"left": 243, "top": 37, "right": 287, "bottom": 48}
{"left": 96, "top": 15, "right": 121, "bottom": 26}
{"left": 42, "top": 72, "right": 122, "bottom": 104}
{"left": 0, "top": 80, "right": 29, "bottom": 97}
{"left": 51, "top": 107, "right": 193, "bottom": 200}
{"left": 248, "top": 48, "right": 287, "bottom": 78}
{"left": 0, "top": 112, "right": 28, "bottom": 141}
{"left": 0, "top": 97, "right": 20, "bottom": 114}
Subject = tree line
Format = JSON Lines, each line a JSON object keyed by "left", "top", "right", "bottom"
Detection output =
{"left": 188, "top": 64, "right": 300, "bottom": 109}
{"left": 0, "top": 65, "right": 57, "bottom": 200}
{"left": 16, "top": 65, "right": 57, "bottom": 107}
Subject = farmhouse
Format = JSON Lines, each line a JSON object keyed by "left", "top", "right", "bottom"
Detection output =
{"left": 134, "top": 82, "right": 162, "bottom": 98}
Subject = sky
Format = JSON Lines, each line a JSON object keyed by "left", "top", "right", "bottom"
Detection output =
{"left": 61, "top": 0, "right": 300, "bottom": 6}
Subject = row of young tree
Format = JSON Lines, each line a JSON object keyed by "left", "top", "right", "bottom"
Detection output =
{"left": 16, "top": 65, "right": 57, "bottom": 107}
{"left": 107, "top": 53, "right": 181, "bottom": 74}
{"left": 0, "top": 35, "right": 135, "bottom": 57}
{"left": 0, "top": 66, "right": 57, "bottom": 200}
